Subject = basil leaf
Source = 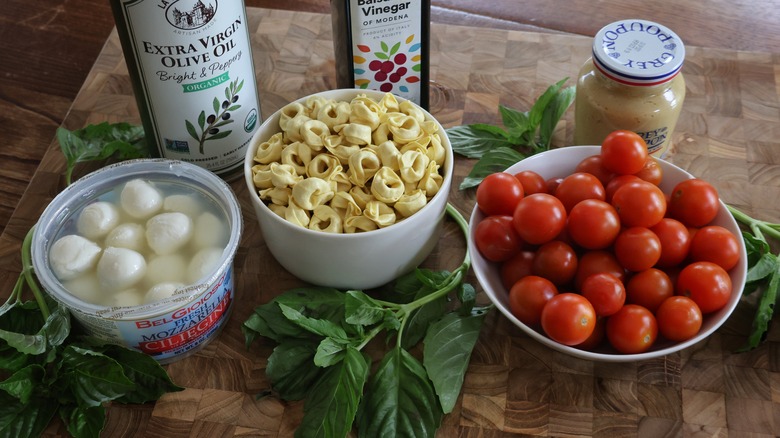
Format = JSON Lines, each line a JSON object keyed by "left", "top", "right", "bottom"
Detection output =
{"left": 344, "top": 290, "right": 391, "bottom": 326}
{"left": 538, "top": 84, "right": 576, "bottom": 149}
{"left": 423, "top": 308, "right": 488, "bottom": 413}
{"left": 0, "top": 364, "right": 44, "bottom": 404}
{"left": 459, "top": 147, "right": 527, "bottom": 190}
{"left": 56, "top": 122, "right": 147, "bottom": 164}
{"left": 82, "top": 343, "right": 183, "bottom": 404}
{"left": 738, "top": 256, "right": 780, "bottom": 351}
{"left": 279, "top": 303, "right": 350, "bottom": 341}
{"left": 0, "top": 342, "right": 29, "bottom": 372}
{"left": 457, "top": 283, "right": 477, "bottom": 316}
{"left": 395, "top": 270, "right": 449, "bottom": 349}
{"left": 60, "top": 346, "right": 136, "bottom": 408}
{"left": 314, "top": 337, "right": 349, "bottom": 367}
{"left": 297, "top": 347, "right": 370, "bottom": 438}
{"left": 499, "top": 105, "right": 531, "bottom": 142}
{"left": 266, "top": 340, "right": 324, "bottom": 401}
{"left": 0, "top": 392, "right": 58, "bottom": 438}
{"left": 446, "top": 124, "right": 513, "bottom": 159}
{"left": 358, "top": 347, "right": 442, "bottom": 437}
{"left": 528, "top": 77, "right": 568, "bottom": 131}
{"left": 62, "top": 405, "right": 105, "bottom": 438}
{"left": 746, "top": 253, "right": 778, "bottom": 284}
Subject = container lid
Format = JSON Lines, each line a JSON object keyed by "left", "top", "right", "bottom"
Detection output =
{"left": 592, "top": 19, "right": 685, "bottom": 86}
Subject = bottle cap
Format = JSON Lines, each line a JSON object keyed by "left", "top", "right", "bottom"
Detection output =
{"left": 592, "top": 19, "right": 685, "bottom": 86}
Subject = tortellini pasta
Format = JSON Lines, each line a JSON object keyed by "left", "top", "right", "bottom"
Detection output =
{"left": 251, "top": 93, "right": 446, "bottom": 233}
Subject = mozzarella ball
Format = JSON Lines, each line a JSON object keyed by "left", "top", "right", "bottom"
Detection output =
{"left": 193, "top": 211, "right": 227, "bottom": 249}
{"left": 110, "top": 289, "right": 143, "bottom": 308}
{"left": 145, "top": 254, "right": 187, "bottom": 286}
{"left": 105, "top": 223, "right": 146, "bottom": 252}
{"left": 187, "top": 247, "right": 223, "bottom": 283}
{"left": 163, "top": 194, "right": 201, "bottom": 217}
{"left": 144, "top": 282, "right": 185, "bottom": 304}
{"left": 146, "top": 212, "right": 193, "bottom": 255}
{"left": 97, "top": 247, "right": 147, "bottom": 291}
{"left": 77, "top": 202, "right": 120, "bottom": 240}
{"left": 62, "top": 274, "right": 101, "bottom": 305}
{"left": 121, "top": 179, "right": 163, "bottom": 219}
{"left": 49, "top": 235, "right": 102, "bottom": 281}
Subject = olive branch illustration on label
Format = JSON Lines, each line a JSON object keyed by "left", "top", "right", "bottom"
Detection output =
{"left": 185, "top": 78, "right": 243, "bottom": 154}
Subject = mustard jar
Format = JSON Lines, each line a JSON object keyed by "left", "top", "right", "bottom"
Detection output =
{"left": 574, "top": 19, "right": 686, "bottom": 157}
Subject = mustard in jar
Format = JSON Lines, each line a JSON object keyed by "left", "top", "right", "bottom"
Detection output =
{"left": 574, "top": 20, "right": 686, "bottom": 157}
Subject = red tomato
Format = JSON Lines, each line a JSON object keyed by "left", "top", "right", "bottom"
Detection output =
{"left": 600, "top": 130, "right": 649, "bottom": 175}
{"left": 514, "top": 170, "right": 548, "bottom": 195}
{"left": 668, "top": 179, "right": 720, "bottom": 227}
{"left": 512, "top": 193, "right": 567, "bottom": 245}
{"left": 580, "top": 273, "right": 626, "bottom": 317}
{"left": 546, "top": 177, "right": 563, "bottom": 194}
{"left": 625, "top": 268, "right": 674, "bottom": 313}
{"left": 614, "top": 227, "right": 662, "bottom": 272}
{"left": 611, "top": 179, "right": 667, "bottom": 228}
{"left": 532, "top": 240, "right": 578, "bottom": 286}
{"left": 508, "top": 275, "right": 558, "bottom": 327}
{"left": 634, "top": 157, "right": 663, "bottom": 186}
{"left": 575, "top": 317, "right": 607, "bottom": 351}
{"left": 676, "top": 261, "right": 732, "bottom": 314}
{"left": 541, "top": 293, "right": 596, "bottom": 346}
{"left": 474, "top": 215, "right": 521, "bottom": 262}
{"left": 575, "top": 250, "right": 626, "bottom": 291}
{"left": 554, "top": 172, "right": 606, "bottom": 212}
{"left": 656, "top": 296, "right": 703, "bottom": 342}
{"left": 567, "top": 199, "right": 621, "bottom": 250}
{"left": 575, "top": 155, "right": 615, "bottom": 186}
{"left": 605, "top": 174, "right": 642, "bottom": 203}
{"left": 476, "top": 172, "right": 524, "bottom": 216}
{"left": 689, "top": 225, "right": 741, "bottom": 271}
{"left": 650, "top": 218, "right": 692, "bottom": 268}
{"left": 606, "top": 304, "right": 658, "bottom": 354}
{"left": 500, "top": 250, "right": 535, "bottom": 290}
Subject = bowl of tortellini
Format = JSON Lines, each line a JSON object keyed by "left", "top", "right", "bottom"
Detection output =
{"left": 244, "top": 89, "right": 453, "bottom": 289}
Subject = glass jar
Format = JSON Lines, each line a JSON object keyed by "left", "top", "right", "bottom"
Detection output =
{"left": 574, "top": 20, "right": 686, "bottom": 157}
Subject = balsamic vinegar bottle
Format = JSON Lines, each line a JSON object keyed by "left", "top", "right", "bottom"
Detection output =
{"left": 109, "top": 0, "right": 261, "bottom": 180}
{"left": 331, "top": 0, "right": 431, "bottom": 109}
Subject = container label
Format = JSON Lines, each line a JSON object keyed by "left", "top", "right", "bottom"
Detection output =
{"left": 118, "top": 0, "right": 260, "bottom": 174}
{"left": 348, "top": 0, "right": 423, "bottom": 104}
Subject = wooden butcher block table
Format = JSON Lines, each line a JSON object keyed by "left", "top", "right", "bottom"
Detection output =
{"left": 3, "top": 6, "right": 780, "bottom": 437}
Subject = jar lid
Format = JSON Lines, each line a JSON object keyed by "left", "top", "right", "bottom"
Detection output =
{"left": 592, "top": 19, "right": 685, "bottom": 86}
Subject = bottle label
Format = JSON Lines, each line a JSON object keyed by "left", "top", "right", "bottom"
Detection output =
{"left": 347, "top": 0, "right": 424, "bottom": 104}
{"left": 118, "top": 0, "right": 260, "bottom": 175}
{"left": 637, "top": 126, "right": 669, "bottom": 155}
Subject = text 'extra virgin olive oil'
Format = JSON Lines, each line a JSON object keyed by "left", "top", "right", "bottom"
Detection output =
{"left": 110, "top": 0, "right": 262, "bottom": 180}
{"left": 331, "top": 0, "right": 431, "bottom": 109}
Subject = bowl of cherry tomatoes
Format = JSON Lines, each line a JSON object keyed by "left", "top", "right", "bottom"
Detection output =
{"left": 469, "top": 131, "right": 747, "bottom": 362}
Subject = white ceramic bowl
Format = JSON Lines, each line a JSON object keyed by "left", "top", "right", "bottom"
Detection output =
{"left": 469, "top": 145, "right": 747, "bottom": 362}
{"left": 244, "top": 89, "right": 453, "bottom": 290}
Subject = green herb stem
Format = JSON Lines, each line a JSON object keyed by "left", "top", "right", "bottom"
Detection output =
{"left": 728, "top": 205, "right": 780, "bottom": 242}
{"left": 20, "top": 226, "right": 50, "bottom": 319}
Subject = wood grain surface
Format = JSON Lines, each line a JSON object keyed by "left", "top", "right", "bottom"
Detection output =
{"left": 3, "top": 5, "right": 780, "bottom": 438}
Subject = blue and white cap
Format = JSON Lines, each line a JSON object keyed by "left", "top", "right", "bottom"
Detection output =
{"left": 592, "top": 19, "right": 685, "bottom": 86}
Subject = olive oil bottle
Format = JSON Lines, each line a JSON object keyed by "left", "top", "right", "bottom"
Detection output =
{"left": 109, "top": 0, "right": 261, "bottom": 179}
{"left": 331, "top": 0, "right": 431, "bottom": 109}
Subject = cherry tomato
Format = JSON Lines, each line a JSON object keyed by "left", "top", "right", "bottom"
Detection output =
{"left": 554, "top": 172, "right": 606, "bottom": 212}
{"left": 512, "top": 193, "right": 567, "bottom": 245}
{"left": 474, "top": 215, "right": 521, "bottom": 262}
{"left": 625, "top": 268, "right": 674, "bottom": 313}
{"left": 580, "top": 273, "right": 626, "bottom": 316}
{"left": 476, "top": 172, "right": 524, "bottom": 216}
{"left": 546, "top": 177, "right": 563, "bottom": 194}
{"left": 600, "top": 130, "right": 649, "bottom": 175}
{"left": 676, "top": 261, "right": 732, "bottom": 314}
{"left": 508, "top": 275, "right": 558, "bottom": 327}
{"left": 606, "top": 304, "right": 658, "bottom": 354}
{"left": 575, "top": 317, "right": 607, "bottom": 351}
{"left": 650, "top": 218, "right": 692, "bottom": 268}
{"left": 541, "top": 293, "right": 596, "bottom": 346}
{"left": 605, "top": 174, "right": 641, "bottom": 203}
{"left": 689, "top": 225, "right": 740, "bottom": 271}
{"left": 668, "top": 179, "right": 720, "bottom": 227}
{"left": 575, "top": 154, "right": 615, "bottom": 186}
{"left": 611, "top": 179, "right": 667, "bottom": 228}
{"left": 575, "top": 250, "right": 626, "bottom": 291}
{"left": 656, "top": 296, "right": 703, "bottom": 342}
{"left": 500, "top": 250, "right": 535, "bottom": 290}
{"left": 514, "top": 170, "right": 548, "bottom": 195}
{"left": 634, "top": 157, "right": 663, "bottom": 186}
{"left": 532, "top": 240, "right": 578, "bottom": 286}
{"left": 567, "top": 199, "right": 621, "bottom": 250}
{"left": 614, "top": 227, "right": 662, "bottom": 272}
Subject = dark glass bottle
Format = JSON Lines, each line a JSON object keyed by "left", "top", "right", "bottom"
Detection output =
{"left": 109, "top": 0, "right": 262, "bottom": 180}
{"left": 331, "top": 0, "right": 430, "bottom": 109}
